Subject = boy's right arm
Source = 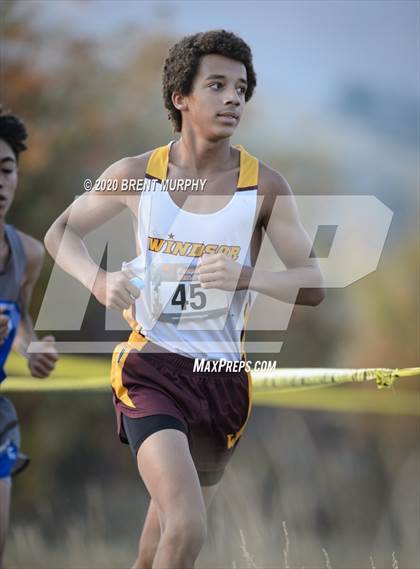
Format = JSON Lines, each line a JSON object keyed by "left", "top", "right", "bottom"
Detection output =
{"left": 44, "top": 157, "right": 144, "bottom": 310}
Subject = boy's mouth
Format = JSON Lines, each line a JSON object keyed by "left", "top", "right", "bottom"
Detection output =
{"left": 217, "top": 111, "right": 239, "bottom": 120}
{"left": 216, "top": 112, "right": 239, "bottom": 126}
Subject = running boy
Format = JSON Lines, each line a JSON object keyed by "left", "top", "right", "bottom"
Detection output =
{"left": 44, "top": 30, "right": 325, "bottom": 569}
{"left": 0, "top": 108, "right": 58, "bottom": 567}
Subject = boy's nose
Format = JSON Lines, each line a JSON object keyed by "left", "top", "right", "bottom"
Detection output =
{"left": 223, "top": 92, "right": 240, "bottom": 106}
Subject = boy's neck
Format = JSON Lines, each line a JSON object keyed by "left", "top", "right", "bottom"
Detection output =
{"left": 0, "top": 222, "right": 8, "bottom": 260}
{"left": 0, "top": 221, "right": 5, "bottom": 245}
{"left": 172, "top": 131, "right": 237, "bottom": 177}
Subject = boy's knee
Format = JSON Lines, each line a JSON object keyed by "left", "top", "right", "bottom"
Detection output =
{"left": 164, "top": 513, "right": 207, "bottom": 551}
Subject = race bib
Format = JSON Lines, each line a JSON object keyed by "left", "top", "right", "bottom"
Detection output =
{"left": 154, "top": 280, "right": 229, "bottom": 322}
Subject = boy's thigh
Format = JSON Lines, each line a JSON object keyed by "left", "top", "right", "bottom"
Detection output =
{"left": 123, "top": 413, "right": 228, "bottom": 488}
{"left": 123, "top": 413, "right": 188, "bottom": 459}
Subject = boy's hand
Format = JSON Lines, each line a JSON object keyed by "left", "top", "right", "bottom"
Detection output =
{"left": 92, "top": 270, "right": 141, "bottom": 311}
{"left": 197, "top": 253, "right": 243, "bottom": 291}
{"left": 0, "top": 309, "right": 11, "bottom": 345}
{"left": 28, "top": 335, "right": 59, "bottom": 378}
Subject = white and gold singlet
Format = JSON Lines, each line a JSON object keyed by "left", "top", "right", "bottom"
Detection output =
{"left": 123, "top": 142, "right": 260, "bottom": 361}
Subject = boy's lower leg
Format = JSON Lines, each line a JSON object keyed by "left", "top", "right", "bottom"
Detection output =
{"left": 132, "top": 499, "right": 161, "bottom": 569}
{"left": 151, "top": 514, "right": 206, "bottom": 569}
{"left": 0, "top": 479, "right": 11, "bottom": 569}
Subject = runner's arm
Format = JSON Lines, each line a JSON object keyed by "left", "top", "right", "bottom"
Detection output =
{"left": 12, "top": 234, "right": 44, "bottom": 357}
{"left": 246, "top": 167, "right": 325, "bottom": 305}
{"left": 13, "top": 234, "right": 59, "bottom": 377}
{"left": 44, "top": 157, "right": 143, "bottom": 309}
{"left": 44, "top": 159, "right": 130, "bottom": 289}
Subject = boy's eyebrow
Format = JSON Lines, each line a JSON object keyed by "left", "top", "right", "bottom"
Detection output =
{"left": 205, "top": 74, "right": 248, "bottom": 85}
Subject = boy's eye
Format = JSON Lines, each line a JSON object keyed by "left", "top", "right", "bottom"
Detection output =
{"left": 209, "top": 82, "right": 223, "bottom": 90}
{"left": 237, "top": 86, "right": 246, "bottom": 95}
{"left": 2, "top": 169, "right": 13, "bottom": 174}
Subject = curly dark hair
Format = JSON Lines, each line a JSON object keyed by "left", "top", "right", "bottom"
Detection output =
{"left": 0, "top": 106, "right": 28, "bottom": 160}
{"left": 162, "top": 30, "right": 257, "bottom": 132}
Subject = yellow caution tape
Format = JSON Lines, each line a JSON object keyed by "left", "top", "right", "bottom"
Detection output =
{"left": 3, "top": 367, "right": 419, "bottom": 392}
{"left": 1, "top": 366, "right": 419, "bottom": 416}
{"left": 251, "top": 367, "right": 420, "bottom": 391}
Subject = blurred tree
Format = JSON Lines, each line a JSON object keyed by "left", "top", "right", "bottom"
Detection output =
{"left": 1, "top": 0, "right": 176, "bottom": 329}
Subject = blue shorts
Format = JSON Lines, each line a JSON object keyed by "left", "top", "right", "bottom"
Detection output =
{"left": 0, "top": 396, "right": 30, "bottom": 478}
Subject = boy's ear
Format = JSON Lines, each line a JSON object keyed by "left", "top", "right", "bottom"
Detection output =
{"left": 172, "top": 92, "right": 188, "bottom": 111}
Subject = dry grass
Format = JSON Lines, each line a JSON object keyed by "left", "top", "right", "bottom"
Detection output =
{"left": 5, "top": 504, "right": 409, "bottom": 569}
{"left": 5, "top": 410, "right": 418, "bottom": 568}
{"left": 238, "top": 529, "right": 259, "bottom": 569}
{"left": 321, "top": 548, "right": 332, "bottom": 569}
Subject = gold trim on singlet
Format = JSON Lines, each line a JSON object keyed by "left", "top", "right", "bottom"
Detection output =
{"left": 145, "top": 145, "right": 170, "bottom": 180}
{"left": 145, "top": 142, "right": 259, "bottom": 188}
{"left": 235, "top": 144, "right": 259, "bottom": 190}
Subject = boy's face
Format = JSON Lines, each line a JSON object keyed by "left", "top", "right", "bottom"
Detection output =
{"left": 179, "top": 54, "right": 248, "bottom": 140}
{"left": 0, "top": 139, "right": 18, "bottom": 220}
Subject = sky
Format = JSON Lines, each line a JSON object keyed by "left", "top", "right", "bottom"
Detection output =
{"left": 34, "top": 0, "right": 419, "bottom": 112}
{"left": 25, "top": 0, "right": 419, "bottom": 210}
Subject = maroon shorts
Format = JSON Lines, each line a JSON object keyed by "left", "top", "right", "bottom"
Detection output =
{"left": 111, "top": 331, "right": 252, "bottom": 482}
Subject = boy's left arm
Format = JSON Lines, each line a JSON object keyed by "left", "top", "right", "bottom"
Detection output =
{"left": 13, "top": 234, "right": 58, "bottom": 378}
{"left": 249, "top": 166, "right": 326, "bottom": 305}
{"left": 198, "top": 166, "right": 325, "bottom": 306}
